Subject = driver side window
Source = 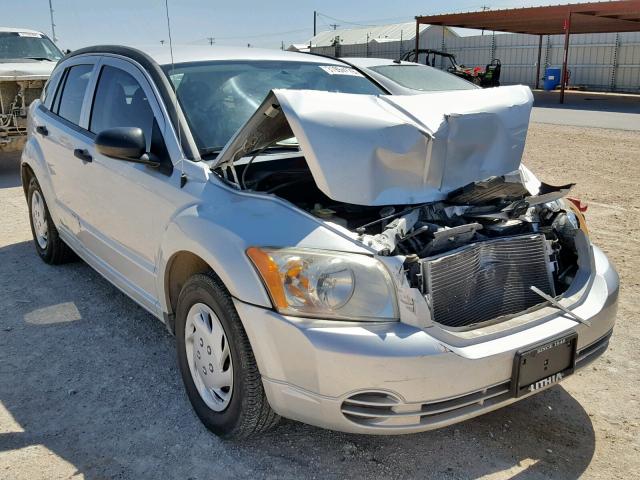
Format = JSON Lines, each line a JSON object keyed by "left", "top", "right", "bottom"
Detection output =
{"left": 90, "top": 65, "right": 171, "bottom": 172}
{"left": 90, "top": 66, "right": 154, "bottom": 144}
{"left": 90, "top": 65, "right": 170, "bottom": 170}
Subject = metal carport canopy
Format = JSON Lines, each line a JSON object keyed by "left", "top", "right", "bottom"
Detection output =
{"left": 414, "top": 1, "right": 640, "bottom": 102}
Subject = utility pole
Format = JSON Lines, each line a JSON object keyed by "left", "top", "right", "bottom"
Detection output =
{"left": 160, "top": 40, "right": 165, "bottom": 45}
{"left": 207, "top": 37, "right": 215, "bottom": 46}
{"left": 329, "top": 23, "right": 339, "bottom": 30}
{"left": 313, "top": 10, "right": 317, "bottom": 36}
{"left": 281, "top": 40, "right": 284, "bottom": 51}
{"left": 48, "top": 0, "right": 58, "bottom": 43}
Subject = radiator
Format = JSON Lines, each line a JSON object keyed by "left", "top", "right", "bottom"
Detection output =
{"left": 421, "top": 234, "right": 555, "bottom": 328}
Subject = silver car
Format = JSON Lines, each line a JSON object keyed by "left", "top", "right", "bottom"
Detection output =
{"left": 346, "top": 56, "right": 480, "bottom": 95}
{"left": 21, "top": 45, "right": 618, "bottom": 439}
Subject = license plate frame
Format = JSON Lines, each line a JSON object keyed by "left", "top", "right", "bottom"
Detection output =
{"left": 511, "top": 332, "right": 578, "bottom": 398}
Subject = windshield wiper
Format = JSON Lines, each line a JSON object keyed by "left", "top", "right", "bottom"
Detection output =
{"left": 23, "top": 56, "right": 55, "bottom": 61}
{"left": 247, "top": 143, "right": 299, "bottom": 155}
{"left": 199, "top": 146, "right": 224, "bottom": 159}
{"left": 202, "top": 143, "right": 299, "bottom": 162}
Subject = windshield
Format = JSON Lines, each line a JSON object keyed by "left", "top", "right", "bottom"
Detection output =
{"left": 370, "top": 64, "right": 477, "bottom": 92}
{"left": 0, "top": 32, "right": 63, "bottom": 61}
{"left": 163, "top": 60, "right": 383, "bottom": 154}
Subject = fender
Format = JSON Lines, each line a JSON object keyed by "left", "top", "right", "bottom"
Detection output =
{"left": 157, "top": 206, "right": 273, "bottom": 313}
{"left": 155, "top": 181, "right": 374, "bottom": 316}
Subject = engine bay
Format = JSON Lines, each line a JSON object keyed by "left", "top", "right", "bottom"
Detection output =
{"left": 224, "top": 154, "right": 582, "bottom": 304}
{"left": 211, "top": 146, "right": 592, "bottom": 330}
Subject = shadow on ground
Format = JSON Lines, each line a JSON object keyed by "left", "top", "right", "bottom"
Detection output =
{"left": 0, "top": 153, "right": 21, "bottom": 189}
{"left": 0, "top": 236, "right": 596, "bottom": 479}
{"left": 533, "top": 90, "right": 640, "bottom": 114}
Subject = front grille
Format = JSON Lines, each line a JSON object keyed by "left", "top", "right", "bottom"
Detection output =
{"left": 422, "top": 234, "right": 554, "bottom": 328}
{"left": 341, "top": 382, "right": 511, "bottom": 429}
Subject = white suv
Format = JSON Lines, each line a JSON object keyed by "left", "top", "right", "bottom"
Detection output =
{"left": 1, "top": 27, "right": 63, "bottom": 153}
{"left": 21, "top": 45, "right": 618, "bottom": 439}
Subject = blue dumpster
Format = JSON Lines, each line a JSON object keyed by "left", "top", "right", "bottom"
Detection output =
{"left": 543, "top": 67, "right": 562, "bottom": 91}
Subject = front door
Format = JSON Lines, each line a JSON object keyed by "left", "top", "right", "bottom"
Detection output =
{"left": 78, "top": 58, "right": 190, "bottom": 313}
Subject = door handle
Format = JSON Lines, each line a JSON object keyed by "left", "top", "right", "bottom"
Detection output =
{"left": 35, "top": 125, "right": 48, "bottom": 136}
{"left": 73, "top": 149, "right": 92, "bottom": 163}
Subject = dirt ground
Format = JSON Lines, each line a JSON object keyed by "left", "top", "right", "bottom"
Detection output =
{"left": 1, "top": 123, "right": 639, "bottom": 480}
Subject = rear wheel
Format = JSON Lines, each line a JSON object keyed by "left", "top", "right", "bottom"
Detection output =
{"left": 175, "top": 272, "right": 279, "bottom": 439}
{"left": 27, "top": 177, "right": 75, "bottom": 264}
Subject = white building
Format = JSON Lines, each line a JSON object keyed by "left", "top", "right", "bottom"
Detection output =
{"left": 303, "top": 21, "right": 640, "bottom": 93}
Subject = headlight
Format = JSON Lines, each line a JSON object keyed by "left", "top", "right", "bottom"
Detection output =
{"left": 246, "top": 247, "right": 398, "bottom": 321}
{"left": 565, "top": 198, "right": 589, "bottom": 236}
{"left": 548, "top": 198, "right": 589, "bottom": 236}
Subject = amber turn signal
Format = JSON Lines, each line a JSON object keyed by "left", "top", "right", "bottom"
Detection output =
{"left": 246, "top": 247, "right": 288, "bottom": 309}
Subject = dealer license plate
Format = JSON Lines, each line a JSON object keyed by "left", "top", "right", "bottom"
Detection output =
{"left": 511, "top": 332, "right": 578, "bottom": 398}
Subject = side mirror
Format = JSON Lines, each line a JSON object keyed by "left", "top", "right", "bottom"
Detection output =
{"left": 95, "top": 127, "right": 160, "bottom": 167}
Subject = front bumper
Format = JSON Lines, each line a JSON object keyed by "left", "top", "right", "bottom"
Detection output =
{"left": 236, "top": 246, "right": 618, "bottom": 434}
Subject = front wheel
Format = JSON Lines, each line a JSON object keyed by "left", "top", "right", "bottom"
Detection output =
{"left": 175, "top": 272, "right": 279, "bottom": 439}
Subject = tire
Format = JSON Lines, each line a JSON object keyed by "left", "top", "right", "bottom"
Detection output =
{"left": 175, "top": 272, "right": 279, "bottom": 439}
{"left": 27, "top": 177, "right": 75, "bottom": 265}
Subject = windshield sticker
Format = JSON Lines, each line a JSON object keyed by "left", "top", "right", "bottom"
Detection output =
{"left": 319, "top": 65, "right": 363, "bottom": 77}
{"left": 18, "top": 32, "right": 42, "bottom": 38}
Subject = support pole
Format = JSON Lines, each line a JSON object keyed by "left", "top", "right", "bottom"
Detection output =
{"left": 313, "top": 11, "right": 317, "bottom": 37}
{"left": 48, "top": 0, "right": 57, "bottom": 43}
{"left": 535, "top": 34, "right": 543, "bottom": 90}
{"left": 560, "top": 12, "right": 572, "bottom": 104}
{"left": 414, "top": 19, "right": 420, "bottom": 62}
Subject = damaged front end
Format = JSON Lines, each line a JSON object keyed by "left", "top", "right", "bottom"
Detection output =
{"left": 357, "top": 174, "right": 585, "bottom": 329}
{"left": 0, "top": 76, "right": 47, "bottom": 153}
{"left": 213, "top": 86, "right": 589, "bottom": 331}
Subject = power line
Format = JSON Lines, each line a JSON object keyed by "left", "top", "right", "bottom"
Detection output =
{"left": 315, "top": 12, "right": 413, "bottom": 28}
{"left": 191, "top": 27, "right": 309, "bottom": 42}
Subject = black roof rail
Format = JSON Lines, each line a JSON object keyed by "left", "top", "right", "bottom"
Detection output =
{"left": 60, "top": 45, "right": 197, "bottom": 161}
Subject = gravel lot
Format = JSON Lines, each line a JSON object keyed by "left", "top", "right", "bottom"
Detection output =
{"left": 1, "top": 123, "right": 639, "bottom": 479}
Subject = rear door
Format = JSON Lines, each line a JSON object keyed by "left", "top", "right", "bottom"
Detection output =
{"left": 35, "top": 57, "right": 99, "bottom": 235}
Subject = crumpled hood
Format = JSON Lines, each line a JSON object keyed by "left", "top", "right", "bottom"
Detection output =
{"left": 0, "top": 61, "right": 55, "bottom": 80}
{"left": 214, "top": 85, "right": 533, "bottom": 206}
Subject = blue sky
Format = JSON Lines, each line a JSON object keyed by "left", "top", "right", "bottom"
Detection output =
{"left": 6, "top": 0, "right": 569, "bottom": 50}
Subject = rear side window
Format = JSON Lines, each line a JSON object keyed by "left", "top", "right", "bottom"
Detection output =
{"left": 55, "top": 64, "right": 93, "bottom": 125}
{"left": 90, "top": 66, "right": 155, "bottom": 149}
{"left": 41, "top": 67, "right": 64, "bottom": 108}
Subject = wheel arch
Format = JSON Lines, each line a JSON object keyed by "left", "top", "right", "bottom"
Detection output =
{"left": 20, "top": 135, "right": 59, "bottom": 221}
{"left": 163, "top": 250, "right": 212, "bottom": 333}
{"left": 156, "top": 209, "right": 273, "bottom": 328}
{"left": 21, "top": 162, "right": 35, "bottom": 197}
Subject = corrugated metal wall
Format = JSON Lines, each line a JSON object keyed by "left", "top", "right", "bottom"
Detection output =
{"left": 311, "top": 28, "right": 640, "bottom": 92}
